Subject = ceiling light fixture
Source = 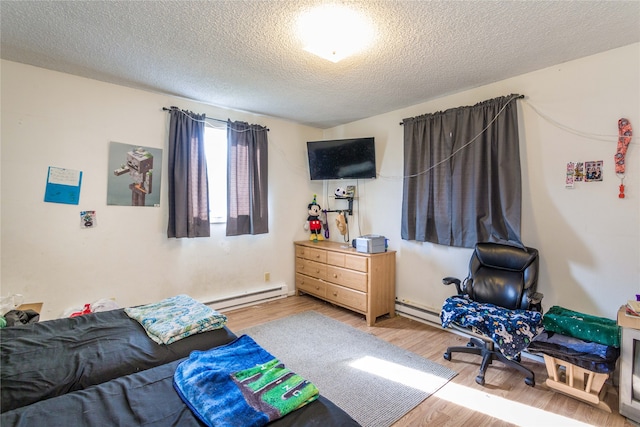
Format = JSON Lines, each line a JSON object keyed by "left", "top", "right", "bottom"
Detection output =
{"left": 297, "top": 4, "right": 375, "bottom": 63}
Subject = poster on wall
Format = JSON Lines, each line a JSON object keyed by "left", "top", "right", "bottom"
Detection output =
{"left": 107, "top": 142, "right": 162, "bottom": 207}
{"left": 565, "top": 161, "right": 606, "bottom": 188}
{"left": 565, "top": 161, "right": 585, "bottom": 188}
{"left": 585, "top": 160, "right": 603, "bottom": 182}
{"left": 44, "top": 166, "right": 83, "bottom": 205}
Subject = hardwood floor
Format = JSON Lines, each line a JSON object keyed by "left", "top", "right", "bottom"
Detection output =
{"left": 224, "top": 295, "right": 634, "bottom": 427}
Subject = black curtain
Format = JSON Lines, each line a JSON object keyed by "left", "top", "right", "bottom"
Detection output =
{"left": 167, "top": 108, "right": 210, "bottom": 238}
{"left": 401, "top": 94, "right": 523, "bottom": 248}
{"left": 226, "top": 120, "right": 269, "bottom": 236}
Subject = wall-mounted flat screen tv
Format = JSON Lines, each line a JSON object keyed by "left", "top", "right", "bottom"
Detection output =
{"left": 307, "top": 137, "right": 376, "bottom": 180}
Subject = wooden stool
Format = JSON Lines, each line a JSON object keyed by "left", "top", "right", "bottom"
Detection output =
{"left": 543, "top": 354, "right": 616, "bottom": 412}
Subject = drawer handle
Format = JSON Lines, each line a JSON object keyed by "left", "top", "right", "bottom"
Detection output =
{"left": 315, "top": 269, "right": 320, "bottom": 273}
{"left": 332, "top": 292, "right": 338, "bottom": 297}
{"left": 315, "top": 286, "right": 320, "bottom": 290}
{"left": 333, "top": 274, "right": 338, "bottom": 278}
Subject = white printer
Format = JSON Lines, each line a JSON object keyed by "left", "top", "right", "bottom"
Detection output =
{"left": 354, "top": 235, "right": 387, "bottom": 253}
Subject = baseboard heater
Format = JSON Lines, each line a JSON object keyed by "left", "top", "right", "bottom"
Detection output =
{"left": 203, "top": 284, "right": 288, "bottom": 312}
{"left": 395, "top": 299, "right": 487, "bottom": 342}
{"left": 395, "top": 300, "right": 443, "bottom": 327}
{"left": 394, "top": 300, "right": 543, "bottom": 363}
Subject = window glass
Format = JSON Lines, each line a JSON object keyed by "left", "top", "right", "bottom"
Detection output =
{"left": 204, "top": 126, "right": 227, "bottom": 223}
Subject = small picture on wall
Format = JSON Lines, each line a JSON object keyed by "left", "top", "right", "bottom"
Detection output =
{"left": 44, "top": 166, "right": 83, "bottom": 205}
{"left": 80, "top": 210, "right": 97, "bottom": 228}
{"left": 566, "top": 162, "right": 575, "bottom": 188}
{"left": 107, "top": 142, "right": 162, "bottom": 207}
{"left": 573, "top": 162, "right": 584, "bottom": 182}
{"left": 585, "top": 160, "right": 603, "bottom": 182}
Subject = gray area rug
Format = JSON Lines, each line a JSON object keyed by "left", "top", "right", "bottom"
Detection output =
{"left": 240, "top": 311, "right": 457, "bottom": 427}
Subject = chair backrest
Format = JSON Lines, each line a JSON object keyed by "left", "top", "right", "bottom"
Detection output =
{"left": 465, "top": 242, "right": 539, "bottom": 310}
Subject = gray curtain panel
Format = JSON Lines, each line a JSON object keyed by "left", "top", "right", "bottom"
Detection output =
{"left": 167, "top": 108, "right": 211, "bottom": 238}
{"left": 226, "top": 120, "right": 269, "bottom": 236}
{"left": 401, "top": 94, "right": 523, "bottom": 248}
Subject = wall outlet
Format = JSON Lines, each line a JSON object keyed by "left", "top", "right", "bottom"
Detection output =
{"left": 264, "top": 272, "right": 270, "bottom": 282}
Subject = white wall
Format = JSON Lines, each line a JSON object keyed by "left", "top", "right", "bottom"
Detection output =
{"left": 2, "top": 44, "right": 638, "bottom": 322}
{"left": 322, "top": 43, "right": 640, "bottom": 320}
{"left": 1, "top": 60, "right": 322, "bottom": 319}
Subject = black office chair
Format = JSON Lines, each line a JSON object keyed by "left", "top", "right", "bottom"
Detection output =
{"left": 440, "top": 242, "right": 543, "bottom": 386}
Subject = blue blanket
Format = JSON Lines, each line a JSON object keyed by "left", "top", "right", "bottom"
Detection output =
{"left": 528, "top": 330, "right": 619, "bottom": 373}
{"left": 124, "top": 294, "right": 227, "bottom": 344}
{"left": 174, "top": 334, "right": 319, "bottom": 427}
{"left": 441, "top": 296, "right": 543, "bottom": 359}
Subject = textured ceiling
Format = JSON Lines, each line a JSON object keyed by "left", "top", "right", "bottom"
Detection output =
{"left": 1, "top": 1, "right": 639, "bottom": 129}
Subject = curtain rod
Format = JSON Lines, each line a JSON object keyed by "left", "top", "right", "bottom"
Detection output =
{"left": 163, "top": 107, "right": 269, "bottom": 131}
{"left": 162, "top": 107, "right": 227, "bottom": 124}
{"left": 398, "top": 94, "right": 525, "bottom": 125}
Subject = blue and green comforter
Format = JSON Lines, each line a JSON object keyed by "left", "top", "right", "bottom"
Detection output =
{"left": 174, "top": 334, "right": 319, "bottom": 427}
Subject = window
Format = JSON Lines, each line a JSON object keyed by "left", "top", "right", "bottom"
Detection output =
{"left": 204, "top": 126, "right": 227, "bottom": 223}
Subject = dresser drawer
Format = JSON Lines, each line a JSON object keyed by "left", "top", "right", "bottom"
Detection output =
{"left": 327, "top": 252, "right": 368, "bottom": 272}
{"left": 326, "top": 265, "right": 367, "bottom": 292}
{"left": 326, "top": 283, "right": 367, "bottom": 312}
{"left": 295, "top": 246, "right": 306, "bottom": 259}
{"left": 295, "top": 273, "right": 327, "bottom": 298}
{"left": 295, "top": 258, "right": 327, "bottom": 280}
{"left": 298, "top": 247, "right": 326, "bottom": 263}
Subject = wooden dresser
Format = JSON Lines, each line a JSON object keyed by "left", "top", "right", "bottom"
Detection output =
{"left": 294, "top": 240, "right": 396, "bottom": 326}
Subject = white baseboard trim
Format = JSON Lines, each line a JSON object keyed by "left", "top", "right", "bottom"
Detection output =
{"left": 203, "top": 283, "right": 288, "bottom": 312}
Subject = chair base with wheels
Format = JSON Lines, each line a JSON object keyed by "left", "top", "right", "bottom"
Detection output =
{"left": 443, "top": 332, "right": 535, "bottom": 386}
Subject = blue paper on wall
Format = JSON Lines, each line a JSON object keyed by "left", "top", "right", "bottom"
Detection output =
{"left": 44, "top": 166, "right": 82, "bottom": 205}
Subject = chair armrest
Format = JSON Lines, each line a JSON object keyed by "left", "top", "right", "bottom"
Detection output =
{"left": 442, "top": 277, "right": 462, "bottom": 295}
{"left": 528, "top": 292, "right": 544, "bottom": 312}
{"left": 529, "top": 292, "right": 543, "bottom": 304}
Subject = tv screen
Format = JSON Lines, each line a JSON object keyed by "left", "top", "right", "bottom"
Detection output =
{"left": 307, "top": 137, "right": 376, "bottom": 180}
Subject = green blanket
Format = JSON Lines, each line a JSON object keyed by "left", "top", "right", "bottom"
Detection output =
{"left": 543, "top": 306, "right": 620, "bottom": 348}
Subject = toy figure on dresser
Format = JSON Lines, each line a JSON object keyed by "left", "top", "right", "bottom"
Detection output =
{"left": 304, "top": 195, "right": 324, "bottom": 241}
